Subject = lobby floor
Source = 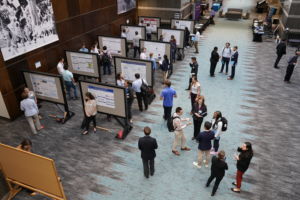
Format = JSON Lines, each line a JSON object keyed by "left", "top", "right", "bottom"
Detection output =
{"left": 1, "top": 0, "right": 300, "bottom": 199}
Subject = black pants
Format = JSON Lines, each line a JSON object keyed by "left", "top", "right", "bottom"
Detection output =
{"left": 213, "top": 138, "right": 220, "bottom": 152}
{"left": 206, "top": 174, "right": 224, "bottom": 195}
{"left": 127, "top": 101, "right": 133, "bottom": 120}
{"left": 85, "top": 115, "right": 96, "bottom": 131}
{"left": 190, "top": 93, "right": 197, "bottom": 110}
{"left": 274, "top": 53, "right": 283, "bottom": 68}
{"left": 163, "top": 106, "right": 172, "bottom": 120}
{"left": 136, "top": 92, "right": 148, "bottom": 111}
{"left": 230, "top": 65, "right": 236, "bottom": 79}
{"left": 210, "top": 61, "right": 218, "bottom": 76}
{"left": 284, "top": 64, "right": 295, "bottom": 81}
{"left": 187, "top": 77, "right": 193, "bottom": 89}
{"left": 147, "top": 33, "right": 151, "bottom": 40}
{"left": 220, "top": 57, "right": 230, "bottom": 73}
{"left": 134, "top": 46, "right": 140, "bottom": 58}
{"left": 142, "top": 158, "right": 154, "bottom": 178}
{"left": 193, "top": 118, "right": 203, "bottom": 138}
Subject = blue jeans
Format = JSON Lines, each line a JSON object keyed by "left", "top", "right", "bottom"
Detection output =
{"left": 65, "top": 81, "right": 77, "bottom": 99}
{"left": 103, "top": 62, "right": 111, "bottom": 75}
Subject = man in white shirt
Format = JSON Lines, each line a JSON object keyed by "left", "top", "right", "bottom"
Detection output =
{"left": 140, "top": 48, "right": 147, "bottom": 60}
{"left": 133, "top": 31, "right": 141, "bottom": 58}
{"left": 132, "top": 73, "right": 148, "bottom": 111}
{"left": 146, "top": 24, "right": 152, "bottom": 40}
{"left": 194, "top": 30, "right": 201, "bottom": 54}
{"left": 57, "top": 58, "right": 65, "bottom": 75}
{"left": 172, "top": 107, "right": 192, "bottom": 156}
{"left": 219, "top": 42, "right": 232, "bottom": 74}
{"left": 62, "top": 65, "right": 78, "bottom": 100}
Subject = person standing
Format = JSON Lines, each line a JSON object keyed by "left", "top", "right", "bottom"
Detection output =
{"left": 228, "top": 46, "right": 239, "bottom": 80}
{"left": 116, "top": 73, "right": 125, "bottom": 86}
{"left": 90, "top": 42, "right": 100, "bottom": 54}
{"left": 189, "top": 76, "right": 201, "bottom": 111}
{"left": 194, "top": 29, "right": 201, "bottom": 54}
{"left": 125, "top": 80, "right": 134, "bottom": 123}
{"left": 132, "top": 73, "right": 148, "bottom": 111}
{"left": 193, "top": 121, "right": 215, "bottom": 168}
{"left": 138, "top": 127, "right": 158, "bottom": 178}
{"left": 219, "top": 42, "right": 232, "bottom": 74}
{"left": 133, "top": 31, "right": 141, "bottom": 58}
{"left": 140, "top": 48, "right": 147, "bottom": 59}
{"left": 274, "top": 39, "right": 286, "bottom": 69}
{"left": 186, "top": 57, "right": 199, "bottom": 90}
{"left": 62, "top": 65, "right": 78, "bottom": 100}
{"left": 184, "top": 27, "right": 190, "bottom": 48}
{"left": 231, "top": 142, "right": 254, "bottom": 193}
{"left": 146, "top": 24, "right": 152, "bottom": 40}
{"left": 20, "top": 92, "right": 44, "bottom": 135}
{"left": 79, "top": 43, "right": 89, "bottom": 52}
{"left": 284, "top": 50, "right": 300, "bottom": 83}
{"left": 161, "top": 55, "right": 170, "bottom": 83}
{"left": 149, "top": 53, "right": 157, "bottom": 71}
{"left": 172, "top": 107, "right": 192, "bottom": 156}
{"left": 100, "top": 46, "right": 112, "bottom": 75}
{"left": 82, "top": 92, "right": 97, "bottom": 135}
{"left": 211, "top": 111, "right": 223, "bottom": 154}
{"left": 57, "top": 58, "right": 64, "bottom": 75}
{"left": 160, "top": 80, "right": 177, "bottom": 120}
{"left": 210, "top": 47, "right": 220, "bottom": 77}
{"left": 170, "top": 35, "right": 177, "bottom": 63}
{"left": 192, "top": 95, "right": 207, "bottom": 139}
{"left": 206, "top": 151, "right": 228, "bottom": 196}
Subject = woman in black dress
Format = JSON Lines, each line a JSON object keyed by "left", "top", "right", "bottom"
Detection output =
{"left": 192, "top": 95, "right": 207, "bottom": 139}
{"left": 231, "top": 142, "right": 254, "bottom": 193}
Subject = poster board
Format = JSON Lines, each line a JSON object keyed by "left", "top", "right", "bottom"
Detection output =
{"left": 0, "top": 143, "right": 66, "bottom": 200}
{"left": 114, "top": 57, "right": 153, "bottom": 87}
{"left": 171, "top": 19, "right": 195, "bottom": 32}
{"left": 65, "top": 51, "right": 100, "bottom": 78}
{"left": 140, "top": 40, "right": 171, "bottom": 62}
{"left": 79, "top": 81, "right": 127, "bottom": 118}
{"left": 138, "top": 16, "right": 161, "bottom": 33}
{"left": 98, "top": 36, "right": 127, "bottom": 57}
{"left": 0, "top": 91, "right": 10, "bottom": 119}
{"left": 120, "top": 25, "right": 146, "bottom": 42}
{"left": 22, "top": 71, "right": 65, "bottom": 104}
{"left": 157, "top": 28, "right": 185, "bottom": 49}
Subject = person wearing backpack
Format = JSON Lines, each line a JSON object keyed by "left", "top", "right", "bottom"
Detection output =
{"left": 219, "top": 42, "right": 232, "bottom": 74}
{"left": 132, "top": 73, "right": 148, "bottom": 112}
{"left": 170, "top": 35, "right": 177, "bottom": 63}
{"left": 171, "top": 107, "right": 192, "bottom": 156}
{"left": 160, "top": 80, "right": 177, "bottom": 120}
{"left": 100, "top": 46, "right": 112, "bottom": 75}
{"left": 211, "top": 111, "right": 227, "bottom": 154}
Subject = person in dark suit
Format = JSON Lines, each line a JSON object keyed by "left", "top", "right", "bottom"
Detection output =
{"left": 210, "top": 47, "right": 220, "bottom": 77}
{"left": 192, "top": 95, "right": 207, "bottom": 140}
{"left": 228, "top": 46, "right": 239, "bottom": 80}
{"left": 274, "top": 39, "right": 287, "bottom": 69}
{"left": 284, "top": 50, "right": 300, "bottom": 83}
{"left": 138, "top": 127, "right": 158, "bottom": 178}
{"left": 186, "top": 57, "right": 199, "bottom": 90}
{"left": 206, "top": 151, "right": 228, "bottom": 196}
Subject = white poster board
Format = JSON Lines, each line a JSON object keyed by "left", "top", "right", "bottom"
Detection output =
{"left": 121, "top": 25, "right": 145, "bottom": 42}
{"left": 30, "top": 74, "right": 59, "bottom": 99}
{"left": 0, "top": 91, "right": 10, "bottom": 119}
{"left": 87, "top": 86, "right": 115, "bottom": 109}
{"left": 139, "top": 17, "right": 160, "bottom": 33}
{"left": 121, "top": 61, "right": 147, "bottom": 82}
{"left": 158, "top": 29, "right": 185, "bottom": 48}
{"left": 0, "top": 0, "right": 59, "bottom": 61}
{"left": 171, "top": 19, "right": 195, "bottom": 32}
{"left": 98, "top": 36, "right": 126, "bottom": 57}
{"left": 141, "top": 41, "right": 170, "bottom": 61}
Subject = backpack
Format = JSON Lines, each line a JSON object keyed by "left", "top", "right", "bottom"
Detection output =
{"left": 140, "top": 79, "right": 149, "bottom": 94}
{"left": 219, "top": 117, "right": 228, "bottom": 132}
{"left": 102, "top": 52, "right": 110, "bottom": 65}
{"left": 167, "top": 116, "right": 179, "bottom": 132}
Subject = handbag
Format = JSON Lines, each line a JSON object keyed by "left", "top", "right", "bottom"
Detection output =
{"left": 141, "top": 79, "right": 149, "bottom": 94}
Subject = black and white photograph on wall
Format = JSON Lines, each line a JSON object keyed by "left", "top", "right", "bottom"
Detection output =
{"left": 117, "top": 0, "right": 136, "bottom": 14}
{"left": 0, "top": 0, "right": 59, "bottom": 61}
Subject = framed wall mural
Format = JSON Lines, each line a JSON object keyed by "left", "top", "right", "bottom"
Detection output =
{"left": 117, "top": 0, "right": 136, "bottom": 14}
{"left": 0, "top": 0, "right": 59, "bottom": 61}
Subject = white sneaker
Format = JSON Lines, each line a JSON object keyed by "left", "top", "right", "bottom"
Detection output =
{"left": 193, "top": 161, "right": 201, "bottom": 169}
{"left": 203, "top": 159, "right": 206, "bottom": 163}
{"left": 205, "top": 164, "right": 209, "bottom": 168}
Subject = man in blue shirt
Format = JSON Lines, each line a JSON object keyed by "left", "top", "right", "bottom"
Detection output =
{"left": 79, "top": 43, "right": 89, "bottom": 52}
{"left": 62, "top": 65, "right": 78, "bottom": 100}
{"left": 160, "top": 80, "right": 177, "bottom": 120}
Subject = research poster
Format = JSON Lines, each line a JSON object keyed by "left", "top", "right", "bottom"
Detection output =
{"left": 102, "top": 37, "right": 122, "bottom": 55}
{"left": 121, "top": 61, "right": 147, "bottom": 82}
{"left": 70, "top": 52, "right": 94, "bottom": 73}
{"left": 122, "top": 26, "right": 144, "bottom": 42}
{"left": 173, "top": 20, "right": 194, "bottom": 32}
{"left": 0, "top": 0, "right": 59, "bottom": 61}
{"left": 30, "top": 74, "right": 58, "bottom": 99}
{"left": 88, "top": 85, "right": 115, "bottom": 109}
{"left": 161, "top": 29, "right": 182, "bottom": 46}
{"left": 139, "top": 17, "right": 160, "bottom": 33}
{"left": 143, "top": 41, "right": 166, "bottom": 60}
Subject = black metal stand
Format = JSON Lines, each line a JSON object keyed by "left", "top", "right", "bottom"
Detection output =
{"left": 114, "top": 116, "right": 132, "bottom": 139}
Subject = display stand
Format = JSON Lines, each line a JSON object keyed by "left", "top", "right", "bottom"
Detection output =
{"left": 22, "top": 70, "right": 74, "bottom": 124}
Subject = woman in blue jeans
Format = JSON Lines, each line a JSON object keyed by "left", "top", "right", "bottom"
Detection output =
{"left": 211, "top": 111, "right": 223, "bottom": 154}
